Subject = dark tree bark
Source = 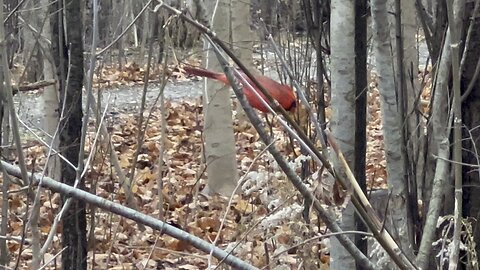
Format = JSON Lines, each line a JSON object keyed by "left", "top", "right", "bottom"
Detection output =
{"left": 50, "top": 0, "right": 87, "bottom": 269}
{"left": 461, "top": 1, "right": 480, "bottom": 260}
{"left": 98, "top": 0, "right": 113, "bottom": 47}
{"left": 354, "top": 0, "right": 368, "bottom": 267}
{"left": 4, "top": 0, "right": 20, "bottom": 68}
{"left": 416, "top": 0, "right": 447, "bottom": 66}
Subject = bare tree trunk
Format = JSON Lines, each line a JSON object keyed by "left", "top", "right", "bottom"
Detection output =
{"left": 51, "top": 0, "right": 87, "bottom": 269}
{"left": 138, "top": 0, "right": 150, "bottom": 64}
{"left": 416, "top": 29, "right": 452, "bottom": 270}
{"left": 354, "top": 0, "right": 369, "bottom": 267}
{"left": 371, "top": 0, "right": 412, "bottom": 264}
{"left": 329, "top": 0, "right": 356, "bottom": 269}
{"left": 113, "top": 0, "right": 126, "bottom": 68}
{"left": 203, "top": 0, "right": 238, "bottom": 196}
{"left": 128, "top": 0, "right": 138, "bottom": 47}
{"left": 231, "top": 0, "right": 253, "bottom": 70}
{"left": 230, "top": 0, "right": 253, "bottom": 123}
{"left": 460, "top": 0, "right": 480, "bottom": 260}
{"left": 40, "top": 0, "right": 60, "bottom": 179}
{"left": 21, "top": 0, "right": 41, "bottom": 83}
{"left": 98, "top": 0, "right": 112, "bottom": 47}
{"left": 398, "top": 0, "right": 421, "bottom": 255}
{"left": 0, "top": 2, "right": 10, "bottom": 265}
{"left": 30, "top": 1, "right": 59, "bottom": 267}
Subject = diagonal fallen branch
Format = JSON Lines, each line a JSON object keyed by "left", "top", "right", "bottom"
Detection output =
{"left": 0, "top": 161, "right": 260, "bottom": 270}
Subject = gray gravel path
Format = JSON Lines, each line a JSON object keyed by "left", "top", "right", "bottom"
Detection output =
{"left": 14, "top": 80, "right": 204, "bottom": 135}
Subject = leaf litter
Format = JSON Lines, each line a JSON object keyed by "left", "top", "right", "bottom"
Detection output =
{"left": 0, "top": 65, "right": 435, "bottom": 269}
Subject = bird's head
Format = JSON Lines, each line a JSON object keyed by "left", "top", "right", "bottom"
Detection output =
{"left": 287, "top": 99, "right": 297, "bottom": 112}
{"left": 284, "top": 85, "right": 297, "bottom": 112}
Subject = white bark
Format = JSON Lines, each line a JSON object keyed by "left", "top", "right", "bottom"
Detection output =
{"left": 31, "top": 1, "right": 60, "bottom": 267}
{"left": 230, "top": 0, "right": 253, "bottom": 122}
{"left": 329, "top": 0, "right": 356, "bottom": 269}
{"left": 203, "top": 0, "right": 238, "bottom": 196}
{"left": 371, "top": 0, "right": 412, "bottom": 256}
{"left": 39, "top": 0, "right": 60, "bottom": 179}
{"left": 231, "top": 0, "right": 253, "bottom": 70}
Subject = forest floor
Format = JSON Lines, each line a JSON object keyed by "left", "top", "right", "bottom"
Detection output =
{"left": 7, "top": 44, "right": 431, "bottom": 269}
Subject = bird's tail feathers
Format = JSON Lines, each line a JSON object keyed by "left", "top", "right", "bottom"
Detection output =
{"left": 183, "top": 66, "right": 221, "bottom": 80}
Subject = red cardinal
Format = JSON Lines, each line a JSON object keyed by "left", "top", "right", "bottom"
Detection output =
{"left": 183, "top": 66, "right": 296, "bottom": 113}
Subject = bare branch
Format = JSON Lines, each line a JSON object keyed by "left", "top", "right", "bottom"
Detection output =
{"left": 0, "top": 161, "right": 260, "bottom": 270}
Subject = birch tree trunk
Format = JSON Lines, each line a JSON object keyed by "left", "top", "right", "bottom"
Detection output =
{"left": 371, "top": 0, "right": 412, "bottom": 261}
{"left": 203, "top": 0, "right": 238, "bottom": 196}
{"left": 40, "top": 0, "right": 60, "bottom": 179}
{"left": 231, "top": 0, "right": 253, "bottom": 121}
{"left": 231, "top": 0, "right": 253, "bottom": 70}
{"left": 329, "top": 0, "right": 356, "bottom": 269}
